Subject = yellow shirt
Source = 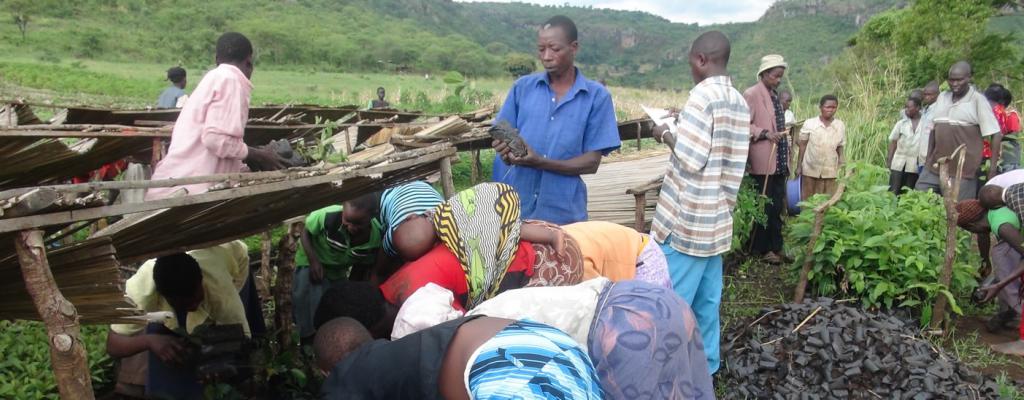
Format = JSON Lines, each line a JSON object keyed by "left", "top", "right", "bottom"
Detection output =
{"left": 799, "top": 117, "right": 846, "bottom": 179}
{"left": 562, "top": 221, "right": 645, "bottom": 282}
{"left": 111, "top": 241, "right": 251, "bottom": 337}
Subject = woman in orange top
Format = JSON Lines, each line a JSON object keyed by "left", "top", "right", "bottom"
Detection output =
{"left": 561, "top": 221, "right": 670, "bottom": 288}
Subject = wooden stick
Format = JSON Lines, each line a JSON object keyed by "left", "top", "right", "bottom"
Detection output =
{"left": 794, "top": 168, "right": 854, "bottom": 303}
{"left": 635, "top": 121, "right": 642, "bottom": 151}
{"left": 274, "top": 222, "right": 302, "bottom": 353}
{"left": 14, "top": 230, "right": 95, "bottom": 399}
{"left": 3, "top": 188, "right": 58, "bottom": 218}
{"left": 470, "top": 149, "right": 480, "bottom": 184}
{"left": 930, "top": 145, "right": 967, "bottom": 330}
{"left": 633, "top": 192, "right": 647, "bottom": 232}
{"left": 257, "top": 231, "right": 273, "bottom": 302}
{"left": 792, "top": 306, "right": 823, "bottom": 333}
{"left": 0, "top": 145, "right": 456, "bottom": 231}
{"left": 439, "top": 157, "right": 455, "bottom": 198}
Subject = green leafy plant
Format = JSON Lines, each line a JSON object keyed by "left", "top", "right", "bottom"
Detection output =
{"left": 732, "top": 177, "right": 768, "bottom": 253}
{"left": 297, "top": 117, "right": 346, "bottom": 165}
{"left": 0, "top": 321, "right": 114, "bottom": 399}
{"left": 786, "top": 163, "right": 978, "bottom": 326}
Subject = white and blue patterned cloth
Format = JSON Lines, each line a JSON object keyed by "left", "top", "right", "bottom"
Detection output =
{"left": 467, "top": 319, "right": 603, "bottom": 399}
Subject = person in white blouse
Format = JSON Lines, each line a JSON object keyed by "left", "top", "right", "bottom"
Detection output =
{"left": 887, "top": 97, "right": 926, "bottom": 195}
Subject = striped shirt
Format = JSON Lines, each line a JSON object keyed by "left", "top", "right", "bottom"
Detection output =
{"left": 651, "top": 76, "right": 751, "bottom": 257}
{"left": 379, "top": 181, "right": 444, "bottom": 257}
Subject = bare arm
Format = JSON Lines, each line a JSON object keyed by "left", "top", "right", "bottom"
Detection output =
{"left": 106, "top": 331, "right": 151, "bottom": 358}
{"left": 520, "top": 223, "right": 565, "bottom": 254}
{"left": 990, "top": 133, "right": 1003, "bottom": 179}
{"left": 837, "top": 146, "right": 845, "bottom": 170}
{"left": 887, "top": 140, "right": 898, "bottom": 169}
{"left": 796, "top": 139, "right": 808, "bottom": 176}
{"left": 107, "top": 331, "right": 187, "bottom": 364}
{"left": 300, "top": 228, "right": 324, "bottom": 283}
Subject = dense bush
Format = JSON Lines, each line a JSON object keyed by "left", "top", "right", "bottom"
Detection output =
{"left": 786, "top": 163, "right": 978, "bottom": 326}
{"left": 732, "top": 178, "right": 769, "bottom": 253}
{"left": 0, "top": 321, "right": 113, "bottom": 399}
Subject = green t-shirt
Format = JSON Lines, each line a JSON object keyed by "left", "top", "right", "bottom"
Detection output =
{"left": 987, "top": 207, "right": 1021, "bottom": 234}
{"left": 294, "top": 205, "right": 382, "bottom": 281}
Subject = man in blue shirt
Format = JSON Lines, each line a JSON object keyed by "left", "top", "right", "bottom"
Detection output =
{"left": 492, "top": 15, "right": 621, "bottom": 225}
{"left": 156, "top": 67, "right": 187, "bottom": 109}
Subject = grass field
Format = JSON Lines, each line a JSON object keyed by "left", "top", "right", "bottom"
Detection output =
{"left": 0, "top": 50, "right": 681, "bottom": 120}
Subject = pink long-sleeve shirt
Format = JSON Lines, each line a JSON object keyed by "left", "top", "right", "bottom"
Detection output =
{"left": 146, "top": 64, "right": 252, "bottom": 200}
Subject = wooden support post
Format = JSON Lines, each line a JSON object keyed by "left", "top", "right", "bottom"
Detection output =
{"left": 636, "top": 121, "right": 642, "bottom": 151}
{"left": 256, "top": 231, "right": 273, "bottom": 303}
{"left": 633, "top": 193, "right": 646, "bottom": 232}
{"left": 931, "top": 146, "right": 966, "bottom": 330}
{"left": 344, "top": 127, "right": 353, "bottom": 155}
{"left": 274, "top": 222, "right": 303, "bottom": 352}
{"left": 794, "top": 168, "right": 854, "bottom": 303}
{"left": 626, "top": 175, "right": 664, "bottom": 233}
{"left": 470, "top": 149, "right": 480, "bottom": 184}
{"left": 439, "top": 156, "right": 455, "bottom": 198}
{"left": 14, "top": 230, "right": 95, "bottom": 400}
{"left": 151, "top": 137, "right": 163, "bottom": 166}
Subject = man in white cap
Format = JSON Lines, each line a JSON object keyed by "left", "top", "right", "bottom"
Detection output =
{"left": 745, "top": 54, "right": 790, "bottom": 265}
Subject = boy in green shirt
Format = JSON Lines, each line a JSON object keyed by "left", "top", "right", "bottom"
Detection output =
{"left": 957, "top": 200, "right": 1024, "bottom": 355}
{"left": 294, "top": 193, "right": 382, "bottom": 340}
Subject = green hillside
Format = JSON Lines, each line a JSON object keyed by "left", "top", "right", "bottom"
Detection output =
{"left": 0, "top": 0, "right": 918, "bottom": 90}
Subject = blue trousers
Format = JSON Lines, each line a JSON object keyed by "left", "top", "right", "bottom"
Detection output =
{"left": 658, "top": 238, "right": 723, "bottom": 374}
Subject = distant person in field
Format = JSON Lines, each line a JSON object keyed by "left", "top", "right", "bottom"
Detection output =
{"left": 986, "top": 84, "right": 1022, "bottom": 173}
{"left": 887, "top": 96, "right": 926, "bottom": 194}
{"left": 146, "top": 32, "right": 286, "bottom": 200}
{"left": 956, "top": 198, "right": 1024, "bottom": 356}
{"left": 745, "top": 54, "right": 790, "bottom": 265}
{"left": 780, "top": 90, "right": 795, "bottom": 127}
{"left": 650, "top": 30, "right": 750, "bottom": 373}
{"left": 369, "top": 86, "right": 390, "bottom": 109}
{"left": 492, "top": 15, "right": 621, "bottom": 225}
{"left": 796, "top": 94, "right": 845, "bottom": 201}
{"left": 916, "top": 80, "right": 941, "bottom": 172}
{"left": 914, "top": 61, "right": 1001, "bottom": 200}
{"left": 157, "top": 67, "right": 188, "bottom": 109}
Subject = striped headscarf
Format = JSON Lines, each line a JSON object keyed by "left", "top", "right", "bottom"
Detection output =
{"left": 432, "top": 183, "right": 521, "bottom": 308}
{"left": 379, "top": 181, "right": 444, "bottom": 257}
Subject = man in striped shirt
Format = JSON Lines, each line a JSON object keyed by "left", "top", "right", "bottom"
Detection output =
{"left": 650, "top": 30, "right": 751, "bottom": 374}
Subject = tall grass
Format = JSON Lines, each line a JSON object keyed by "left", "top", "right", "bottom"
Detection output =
{"left": 790, "top": 50, "right": 909, "bottom": 167}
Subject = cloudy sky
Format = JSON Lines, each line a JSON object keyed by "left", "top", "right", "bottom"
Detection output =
{"left": 454, "top": 0, "right": 779, "bottom": 25}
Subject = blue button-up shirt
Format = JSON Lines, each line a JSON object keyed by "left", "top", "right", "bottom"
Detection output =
{"left": 493, "top": 69, "right": 621, "bottom": 224}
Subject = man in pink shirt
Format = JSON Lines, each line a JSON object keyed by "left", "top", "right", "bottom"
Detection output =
{"left": 147, "top": 32, "right": 284, "bottom": 200}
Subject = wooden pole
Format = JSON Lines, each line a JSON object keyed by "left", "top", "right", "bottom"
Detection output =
{"left": 794, "top": 168, "right": 854, "bottom": 303}
{"left": 930, "top": 146, "right": 967, "bottom": 330}
{"left": 151, "top": 137, "right": 163, "bottom": 166}
{"left": 635, "top": 121, "right": 642, "bottom": 152}
{"left": 257, "top": 231, "right": 273, "bottom": 303}
{"left": 439, "top": 156, "right": 455, "bottom": 198}
{"left": 633, "top": 192, "right": 647, "bottom": 232}
{"left": 470, "top": 149, "right": 480, "bottom": 184}
{"left": 14, "top": 229, "right": 95, "bottom": 400}
{"left": 274, "top": 222, "right": 303, "bottom": 352}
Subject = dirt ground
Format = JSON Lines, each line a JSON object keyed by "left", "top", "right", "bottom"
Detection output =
{"left": 954, "top": 316, "right": 1024, "bottom": 383}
